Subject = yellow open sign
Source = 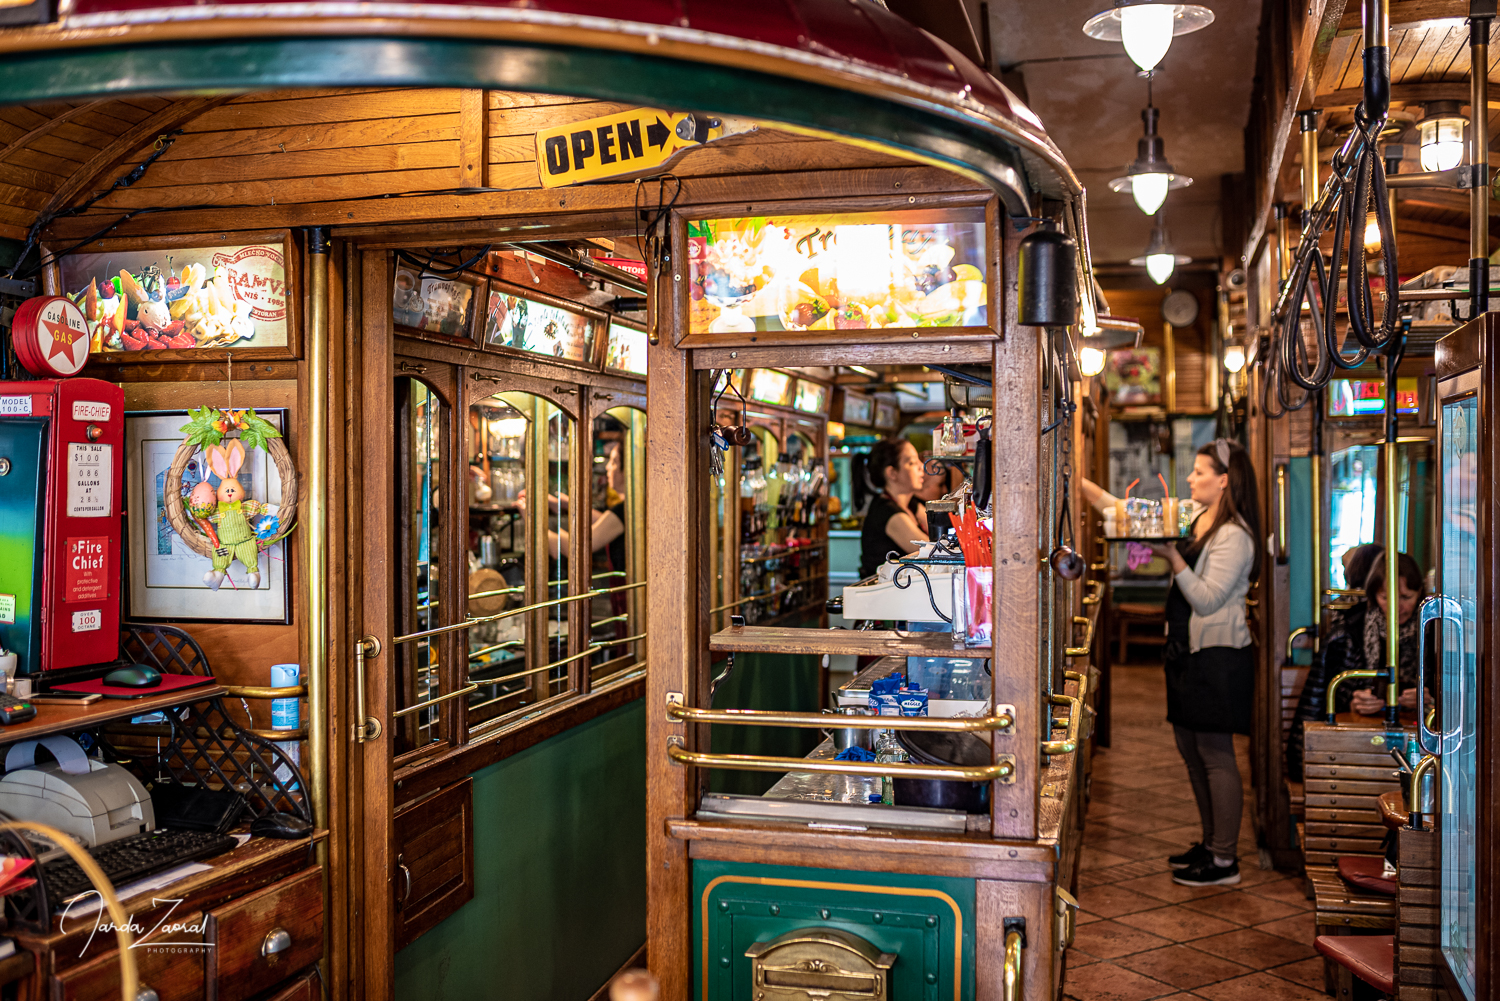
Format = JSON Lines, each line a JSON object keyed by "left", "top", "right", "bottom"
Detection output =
{"left": 534, "top": 108, "right": 703, "bottom": 187}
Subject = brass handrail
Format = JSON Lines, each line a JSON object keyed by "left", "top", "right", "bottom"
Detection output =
{"left": 1042, "top": 673, "right": 1088, "bottom": 755}
{"left": 1081, "top": 579, "right": 1104, "bottom": 606}
{"left": 1064, "top": 614, "right": 1095, "bottom": 658}
{"left": 353, "top": 636, "right": 381, "bottom": 743}
{"left": 1275, "top": 463, "right": 1288, "bottom": 563}
{"left": 1325, "top": 668, "right": 1379, "bottom": 723}
{"left": 392, "top": 683, "right": 481, "bottom": 719}
{"left": 1286, "top": 625, "right": 1313, "bottom": 661}
{"left": 392, "top": 580, "right": 645, "bottom": 644}
{"left": 666, "top": 702, "right": 1014, "bottom": 732}
{"left": 1408, "top": 753, "right": 1439, "bottom": 829}
{"left": 1002, "top": 929, "right": 1024, "bottom": 1001}
{"left": 710, "top": 581, "right": 801, "bottom": 614}
{"left": 665, "top": 742, "right": 1015, "bottom": 781}
{"left": 222, "top": 683, "right": 307, "bottom": 700}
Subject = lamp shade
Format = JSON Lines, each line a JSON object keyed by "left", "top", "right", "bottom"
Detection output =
{"left": 1079, "top": 346, "right": 1107, "bottom": 377}
{"left": 1083, "top": 1, "right": 1215, "bottom": 73}
{"left": 1223, "top": 344, "right": 1246, "bottom": 373}
{"left": 1129, "top": 214, "right": 1191, "bottom": 285}
{"left": 1418, "top": 102, "right": 1466, "bottom": 172}
{"left": 1108, "top": 106, "right": 1193, "bottom": 215}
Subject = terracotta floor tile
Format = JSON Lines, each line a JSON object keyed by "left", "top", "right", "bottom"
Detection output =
{"left": 1095, "top": 769, "right": 1184, "bottom": 790}
{"left": 1116, "top": 944, "right": 1253, "bottom": 990}
{"left": 1078, "top": 911, "right": 1105, "bottom": 925}
{"left": 1189, "top": 928, "right": 1317, "bottom": 969}
{"left": 1089, "top": 835, "right": 1181, "bottom": 863}
{"left": 1113, "top": 872, "right": 1237, "bottom": 905}
{"left": 1079, "top": 883, "right": 1167, "bottom": 919}
{"left": 1231, "top": 865, "right": 1292, "bottom": 888}
{"left": 1072, "top": 920, "right": 1175, "bottom": 959}
{"left": 1266, "top": 957, "right": 1326, "bottom": 991}
{"left": 1081, "top": 847, "right": 1137, "bottom": 871}
{"left": 1067, "top": 949, "right": 1102, "bottom": 969}
{"left": 1127, "top": 905, "right": 1241, "bottom": 942}
{"left": 1090, "top": 811, "right": 1187, "bottom": 836}
{"left": 1061, "top": 961, "right": 1177, "bottom": 1001}
{"left": 1192, "top": 971, "right": 1332, "bottom": 1001}
{"left": 1182, "top": 892, "right": 1303, "bottom": 926}
{"left": 1141, "top": 824, "right": 1205, "bottom": 848}
{"left": 1243, "top": 878, "right": 1312, "bottom": 907}
{"left": 1253, "top": 912, "right": 1317, "bottom": 943}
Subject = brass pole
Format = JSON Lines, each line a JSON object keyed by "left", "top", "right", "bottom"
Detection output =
{"left": 306, "top": 227, "right": 330, "bottom": 830}
{"left": 1275, "top": 204, "right": 1291, "bottom": 285}
{"left": 1471, "top": 9, "right": 1491, "bottom": 315}
{"left": 1300, "top": 110, "right": 1320, "bottom": 214}
{"left": 1384, "top": 353, "right": 1400, "bottom": 728}
{"left": 1310, "top": 397, "right": 1323, "bottom": 653}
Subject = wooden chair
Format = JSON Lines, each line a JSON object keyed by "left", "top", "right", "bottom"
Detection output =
{"left": 1112, "top": 601, "right": 1165, "bottom": 663}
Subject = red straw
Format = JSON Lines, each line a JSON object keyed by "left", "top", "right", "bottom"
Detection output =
{"left": 1157, "top": 472, "right": 1170, "bottom": 497}
{"left": 1125, "top": 478, "right": 1140, "bottom": 498}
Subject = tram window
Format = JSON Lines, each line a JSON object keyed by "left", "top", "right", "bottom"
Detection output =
{"left": 394, "top": 376, "right": 450, "bottom": 755}
{"left": 1327, "top": 441, "right": 1435, "bottom": 588}
{"left": 588, "top": 407, "right": 646, "bottom": 683}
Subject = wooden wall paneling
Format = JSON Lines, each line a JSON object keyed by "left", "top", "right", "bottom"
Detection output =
{"left": 645, "top": 212, "right": 701, "bottom": 1001}
{"left": 358, "top": 248, "right": 397, "bottom": 1001}
{"left": 975, "top": 878, "right": 1053, "bottom": 1001}
{"left": 458, "top": 90, "right": 486, "bottom": 189}
{"left": 991, "top": 224, "right": 1040, "bottom": 841}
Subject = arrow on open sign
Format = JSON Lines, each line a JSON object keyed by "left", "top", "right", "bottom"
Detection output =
{"left": 646, "top": 118, "right": 672, "bottom": 149}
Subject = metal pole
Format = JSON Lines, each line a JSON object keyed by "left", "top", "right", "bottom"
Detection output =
{"left": 1470, "top": 6, "right": 1491, "bottom": 316}
{"left": 1275, "top": 203, "right": 1291, "bottom": 286}
{"left": 1300, "top": 109, "right": 1320, "bottom": 214}
{"left": 1310, "top": 396, "right": 1323, "bottom": 652}
{"left": 1383, "top": 348, "right": 1400, "bottom": 728}
{"left": 306, "top": 227, "right": 330, "bottom": 829}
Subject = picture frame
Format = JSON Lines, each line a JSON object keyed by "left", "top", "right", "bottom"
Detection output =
{"left": 125, "top": 409, "right": 292, "bottom": 624}
{"left": 603, "top": 319, "right": 649, "bottom": 377}
{"left": 480, "top": 279, "right": 600, "bottom": 368}
{"left": 874, "top": 399, "right": 899, "bottom": 431}
{"left": 393, "top": 266, "right": 482, "bottom": 342}
{"left": 51, "top": 230, "right": 298, "bottom": 362}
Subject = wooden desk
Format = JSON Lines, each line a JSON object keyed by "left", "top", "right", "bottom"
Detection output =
{"left": 0, "top": 684, "right": 226, "bottom": 745}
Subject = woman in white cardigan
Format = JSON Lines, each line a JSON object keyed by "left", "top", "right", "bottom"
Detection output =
{"left": 1081, "top": 438, "right": 1261, "bottom": 888}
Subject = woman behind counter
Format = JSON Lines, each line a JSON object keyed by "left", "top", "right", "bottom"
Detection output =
{"left": 1081, "top": 439, "right": 1261, "bottom": 887}
{"left": 859, "top": 438, "right": 929, "bottom": 579}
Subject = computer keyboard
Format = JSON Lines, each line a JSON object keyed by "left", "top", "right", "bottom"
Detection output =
{"left": 41, "top": 828, "right": 237, "bottom": 907}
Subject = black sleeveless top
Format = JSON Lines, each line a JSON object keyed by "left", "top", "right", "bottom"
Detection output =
{"left": 860, "top": 494, "right": 926, "bottom": 578}
{"left": 1163, "top": 529, "right": 1205, "bottom": 663}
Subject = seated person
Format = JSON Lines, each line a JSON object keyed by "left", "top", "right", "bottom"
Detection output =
{"left": 858, "top": 438, "right": 928, "bottom": 579}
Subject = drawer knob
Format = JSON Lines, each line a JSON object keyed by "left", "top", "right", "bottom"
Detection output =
{"left": 262, "top": 927, "right": 292, "bottom": 962}
{"left": 136, "top": 988, "right": 159, "bottom": 1001}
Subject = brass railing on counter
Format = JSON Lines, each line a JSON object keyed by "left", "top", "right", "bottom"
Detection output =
{"left": 1081, "top": 579, "right": 1103, "bottom": 606}
{"left": 665, "top": 743, "right": 1016, "bottom": 782}
{"left": 221, "top": 680, "right": 309, "bottom": 742}
{"left": 1064, "top": 614, "right": 1096, "bottom": 658}
{"left": 1325, "top": 668, "right": 1379, "bottom": 723}
{"left": 1041, "top": 670, "right": 1088, "bottom": 755}
{"left": 666, "top": 701, "right": 1014, "bottom": 733}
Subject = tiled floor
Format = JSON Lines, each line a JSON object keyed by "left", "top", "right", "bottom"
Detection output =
{"left": 1064, "top": 664, "right": 1330, "bottom": 1001}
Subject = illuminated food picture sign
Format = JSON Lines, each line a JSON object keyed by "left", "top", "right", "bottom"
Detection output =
{"left": 687, "top": 208, "right": 987, "bottom": 334}
{"left": 748, "top": 369, "right": 792, "bottom": 406}
{"left": 1327, "top": 377, "right": 1419, "bottom": 417}
{"left": 484, "top": 290, "right": 594, "bottom": 363}
{"left": 842, "top": 393, "right": 874, "bottom": 426}
{"left": 60, "top": 243, "right": 288, "bottom": 353}
{"left": 605, "top": 322, "right": 648, "bottom": 375}
{"left": 793, "top": 380, "right": 828, "bottom": 414}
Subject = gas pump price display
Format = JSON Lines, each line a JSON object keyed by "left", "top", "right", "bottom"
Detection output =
{"left": 66, "top": 442, "right": 112, "bottom": 517}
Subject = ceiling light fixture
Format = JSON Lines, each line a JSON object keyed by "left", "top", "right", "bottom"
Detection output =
{"left": 1079, "top": 346, "right": 1107, "bottom": 377}
{"left": 1082, "top": 1, "right": 1215, "bottom": 73}
{"left": 1129, "top": 214, "right": 1191, "bottom": 285}
{"left": 1223, "top": 344, "right": 1246, "bottom": 373}
{"left": 1109, "top": 80, "right": 1193, "bottom": 215}
{"left": 1418, "top": 101, "right": 1467, "bottom": 172}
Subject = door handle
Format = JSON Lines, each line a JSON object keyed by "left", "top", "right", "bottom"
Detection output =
{"left": 1408, "top": 754, "right": 1438, "bottom": 828}
{"left": 1417, "top": 595, "right": 1464, "bottom": 755}
{"left": 1275, "top": 462, "right": 1289, "bottom": 564}
{"left": 1002, "top": 922, "right": 1025, "bottom": 1001}
{"left": 1065, "top": 614, "right": 1095, "bottom": 658}
{"left": 1081, "top": 579, "right": 1104, "bottom": 606}
{"left": 354, "top": 636, "right": 383, "bottom": 743}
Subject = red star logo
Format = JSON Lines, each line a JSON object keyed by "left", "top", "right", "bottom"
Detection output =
{"left": 42, "top": 313, "right": 82, "bottom": 361}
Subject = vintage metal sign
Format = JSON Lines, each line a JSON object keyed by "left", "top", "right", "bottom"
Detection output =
{"left": 534, "top": 107, "right": 753, "bottom": 187}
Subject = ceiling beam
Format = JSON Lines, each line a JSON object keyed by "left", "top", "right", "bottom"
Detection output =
{"left": 1397, "top": 189, "right": 1500, "bottom": 214}
{"left": 1315, "top": 80, "right": 1500, "bottom": 108}
{"left": 1397, "top": 215, "right": 1500, "bottom": 247}
{"left": 1337, "top": 0, "right": 1468, "bottom": 35}
{"left": 0, "top": 100, "right": 107, "bottom": 164}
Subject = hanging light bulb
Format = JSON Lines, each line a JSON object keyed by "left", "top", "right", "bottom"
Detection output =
{"left": 1109, "top": 97, "right": 1193, "bottom": 215}
{"left": 1130, "top": 213, "right": 1191, "bottom": 285}
{"left": 1222, "top": 344, "right": 1246, "bottom": 373}
{"left": 1079, "top": 346, "right": 1107, "bottom": 377}
{"left": 1083, "top": 1, "right": 1215, "bottom": 73}
{"left": 1363, "top": 212, "right": 1382, "bottom": 254}
{"left": 1418, "top": 101, "right": 1466, "bottom": 172}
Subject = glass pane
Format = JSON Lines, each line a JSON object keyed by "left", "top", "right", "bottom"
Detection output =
{"left": 1328, "top": 445, "right": 1379, "bottom": 589}
{"left": 1439, "top": 393, "right": 1478, "bottom": 999}
{"left": 542, "top": 402, "right": 573, "bottom": 697}
{"left": 589, "top": 407, "right": 646, "bottom": 682}
{"left": 465, "top": 394, "right": 530, "bottom": 727}
{"left": 394, "top": 377, "right": 447, "bottom": 754}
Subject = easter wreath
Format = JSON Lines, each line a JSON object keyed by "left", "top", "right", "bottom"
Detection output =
{"left": 163, "top": 406, "right": 299, "bottom": 561}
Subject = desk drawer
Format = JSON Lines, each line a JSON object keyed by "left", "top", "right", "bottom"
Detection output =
{"left": 205, "top": 867, "right": 322, "bottom": 1001}
{"left": 56, "top": 919, "right": 206, "bottom": 1001}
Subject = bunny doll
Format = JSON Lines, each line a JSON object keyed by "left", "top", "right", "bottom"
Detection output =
{"left": 203, "top": 440, "right": 268, "bottom": 590}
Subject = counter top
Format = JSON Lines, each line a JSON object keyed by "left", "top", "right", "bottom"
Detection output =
{"left": 0, "top": 683, "right": 226, "bottom": 746}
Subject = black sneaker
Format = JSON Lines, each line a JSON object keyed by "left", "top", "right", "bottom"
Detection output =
{"left": 1167, "top": 842, "right": 1211, "bottom": 870}
{"left": 1172, "top": 859, "right": 1241, "bottom": 886}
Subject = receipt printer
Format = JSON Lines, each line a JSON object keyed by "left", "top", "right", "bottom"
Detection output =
{"left": 0, "top": 759, "right": 154, "bottom": 848}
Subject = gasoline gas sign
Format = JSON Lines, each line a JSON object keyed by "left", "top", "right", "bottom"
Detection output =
{"left": 535, "top": 108, "right": 736, "bottom": 187}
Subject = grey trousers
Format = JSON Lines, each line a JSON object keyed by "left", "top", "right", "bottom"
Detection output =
{"left": 1172, "top": 725, "right": 1243, "bottom": 861}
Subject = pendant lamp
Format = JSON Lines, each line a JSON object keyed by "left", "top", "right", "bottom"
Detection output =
{"left": 1129, "top": 214, "right": 1191, "bottom": 285}
{"left": 1109, "top": 101, "right": 1193, "bottom": 215}
{"left": 1418, "top": 101, "right": 1466, "bottom": 172}
{"left": 1083, "top": 0, "right": 1215, "bottom": 73}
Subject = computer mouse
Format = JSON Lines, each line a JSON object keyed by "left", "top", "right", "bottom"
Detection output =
{"left": 250, "top": 811, "right": 313, "bottom": 839}
{"left": 103, "top": 664, "right": 162, "bottom": 688}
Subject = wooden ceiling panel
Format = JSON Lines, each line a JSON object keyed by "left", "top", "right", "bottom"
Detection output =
{"left": 186, "top": 89, "right": 462, "bottom": 131}
{"left": 162, "top": 113, "right": 461, "bottom": 162}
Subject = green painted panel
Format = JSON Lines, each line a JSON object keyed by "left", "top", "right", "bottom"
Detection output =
{"left": 394, "top": 699, "right": 646, "bottom": 1001}
{"left": 1288, "top": 457, "right": 1313, "bottom": 662}
{"left": 693, "top": 860, "right": 975, "bottom": 1001}
{"left": 0, "top": 38, "right": 1029, "bottom": 208}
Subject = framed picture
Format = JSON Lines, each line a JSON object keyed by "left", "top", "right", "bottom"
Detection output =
{"left": 125, "top": 410, "right": 292, "bottom": 624}
{"left": 604, "top": 320, "right": 648, "bottom": 376}
{"left": 54, "top": 231, "right": 295, "bottom": 358}
{"left": 874, "top": 400, "right": 899, "bottom": 431}
{"left": 1104, "top": 348, "right": 1162, "bottom": 407}
{"left": 748, "top": 369, "right": 792, "bottom": 406}
{"left": 482, "top": 283, "right": 597, "bottom": 364}
{"left": 793, "top": 379, "right": 828, "bottom": 415}
{"left": 393, "top": 266, "right": 481, "bottom": 341}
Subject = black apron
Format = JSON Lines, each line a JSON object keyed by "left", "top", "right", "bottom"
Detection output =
{"left": 1163, "top": 532, "right": 1255, "bottom": 735}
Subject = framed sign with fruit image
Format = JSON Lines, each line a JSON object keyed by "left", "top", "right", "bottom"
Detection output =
{"left": 52, "top": 230, "right": 295, "bottom": 360}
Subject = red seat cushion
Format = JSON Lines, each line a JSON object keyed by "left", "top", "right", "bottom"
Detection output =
{"left": 1338, "top": 855, "right": 1398, "bottom": 896}
{"left": 1316, "top": 934, "right": 1395, "bottom": 994}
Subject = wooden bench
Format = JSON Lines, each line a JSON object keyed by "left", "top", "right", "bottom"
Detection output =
{"left": 1397, "top": 812, "right": 1444, "bottom": 999}
{"left": 1113, "top": 601, "right": 1165, "bottom": 663}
